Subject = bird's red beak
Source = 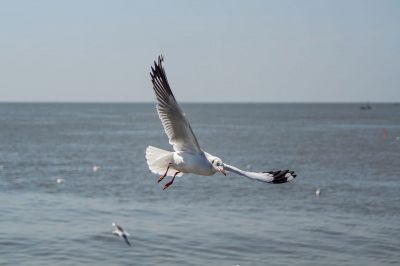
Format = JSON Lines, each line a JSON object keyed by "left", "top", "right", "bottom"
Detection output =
{"left": 219, "top": 167, "right": 227, "bottom": 176}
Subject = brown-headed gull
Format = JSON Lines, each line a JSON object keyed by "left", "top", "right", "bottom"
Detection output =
{"left": 112, "top": 222, "right": 131, "bottom": 246}
{"left": 146, "top": 55, "right": 297, "bottom": 190}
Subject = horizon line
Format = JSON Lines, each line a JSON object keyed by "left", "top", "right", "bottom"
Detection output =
{"left": 0, "top": 101, "right": 399, "bottom": 104}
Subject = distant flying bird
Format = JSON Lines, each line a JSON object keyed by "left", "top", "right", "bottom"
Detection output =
{"left": 93, "top": 165, "right": 100, "bottom": 172}
{"left": 315, "top": 188, "right": 321, "bottom": 197}
{"left": 146, "top": 56, "right": 296, "bottom": 190}
{"left": 56, "top": 178, "right": 65, "bottom": 184}
{"left": 112, "top": 223, "right": 131, "bottom": 246}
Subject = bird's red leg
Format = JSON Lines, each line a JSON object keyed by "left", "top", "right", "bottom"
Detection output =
{"left": 163, "top": 171, "right": 180, "bottom": 190}
{"left": 158, "top": 164, "right": 171, "bottom": 183}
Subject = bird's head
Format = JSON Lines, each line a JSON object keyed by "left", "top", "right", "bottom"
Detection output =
{"left": 211, "top": 157, "right": 226, "bottom": 176}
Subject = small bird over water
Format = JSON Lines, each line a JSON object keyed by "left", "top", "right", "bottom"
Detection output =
{"left": 315, "top": 188, "right": 321, "bottom": 197}
{"left": 112, "top": 222, "right": 131, "bottom": 246}
{"left": 146, "top": 55, "right": 296, "bottom": 189}
{"left": 93, "top": 165, "right": 100, "bottom": 172}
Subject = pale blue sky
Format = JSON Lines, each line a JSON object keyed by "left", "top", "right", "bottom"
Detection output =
{"left": 1, "top": 0, "right": 399, "bottom": 102}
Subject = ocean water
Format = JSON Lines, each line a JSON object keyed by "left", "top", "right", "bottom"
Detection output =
{"left": 0, "top": 103, "right": 399, "bottom": 266}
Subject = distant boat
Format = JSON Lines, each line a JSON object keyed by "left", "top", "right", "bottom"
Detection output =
{"left": 360, "top": 103, "right": 372, "bottom": 110}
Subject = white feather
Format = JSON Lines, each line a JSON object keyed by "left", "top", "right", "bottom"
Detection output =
{"left": 223, "top": 164, "right": 276, "bottom": 182}
{"left": 145, "top": 146, "right": 181, "bottom": 177}
{"left": 151, "top": 56, "right": 202, "bottom": 153}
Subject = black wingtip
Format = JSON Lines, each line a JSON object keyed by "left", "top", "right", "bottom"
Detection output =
{"left": 263, "top": 169, "right": 297, "bottom": 184}
{"left": 155, "top": 55, "right": 164, "bottom": 70}
{"left": 150, "top": 55, "right": 174, "bottom": 97}
{"left": 123, "top": 235, "right": 131, "bottom": 247}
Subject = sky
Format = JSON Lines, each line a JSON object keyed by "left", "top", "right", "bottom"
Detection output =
{"left": 0, "top": 0, "right": 399, "bottom": 102}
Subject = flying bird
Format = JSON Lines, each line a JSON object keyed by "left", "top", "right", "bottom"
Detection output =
{"left": 146, "top": 55, "right": 296, "bottom": 190}
{"left": 112, "top": 222, "right": 131, "bottom": 246}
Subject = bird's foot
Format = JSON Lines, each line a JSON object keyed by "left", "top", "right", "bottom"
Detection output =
{"left": 163, "top": 171, "right": 180, "bottom": 190}
{"left": 163, "top": 180, "right": 173, "bottom": 190}
{"left": 158, "top": 174, "right": 166, "bottom": 183}
{"left": 158, "top": 164, "right": 171, "bottom": 183}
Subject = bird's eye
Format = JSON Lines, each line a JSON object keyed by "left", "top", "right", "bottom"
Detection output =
{"left": 216, "top": 162, "right": 220, "bottom": 166}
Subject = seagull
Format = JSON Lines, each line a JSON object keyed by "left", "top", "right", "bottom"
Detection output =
{"left": 56, "top": 178, "right": 65, "bottom": 184}
{"left": 112, "top": 222, "right": 131, "bottom": 246}
{"left": 315, "top": 188, "right": 321, "bottom": 197}
{"left": 146, "top": 55, "right": 296, "bottom": 190}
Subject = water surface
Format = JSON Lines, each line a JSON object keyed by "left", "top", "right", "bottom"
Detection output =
{"left": 0, "top": 103, "right": 399, "bottom": 265}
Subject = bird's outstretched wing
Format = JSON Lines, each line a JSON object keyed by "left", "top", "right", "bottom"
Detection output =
{"left": 223, "top": 163, "right": 296, "bottom": 184}
{"left": 123, "top": 235, "right": 131, "bottom": 247}
{"left": 115, "top": 224, "right": 124, "bottom": 232}
{"left": 150, "top": 55, "right": 202, "bottom": 153}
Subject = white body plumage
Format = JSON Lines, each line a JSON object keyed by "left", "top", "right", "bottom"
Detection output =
{"left": 146, "top": 55, "right": 296, "bottom": 188}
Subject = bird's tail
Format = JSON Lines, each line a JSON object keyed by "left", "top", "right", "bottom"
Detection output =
{"left": 145, "top": 146, "right": 175, "bottom": 176}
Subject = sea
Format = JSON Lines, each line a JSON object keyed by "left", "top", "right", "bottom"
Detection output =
{"left": 0, "top": 103, "right": 399, "bottom": 266}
